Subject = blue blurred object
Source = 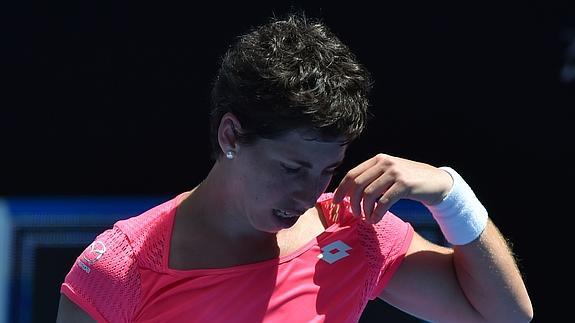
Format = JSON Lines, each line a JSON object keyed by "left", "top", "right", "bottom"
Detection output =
{"left": 0, "top": 196, "right": 170, "bottom": 323}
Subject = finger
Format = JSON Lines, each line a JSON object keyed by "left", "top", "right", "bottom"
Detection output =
{"left": 333, "top": 157, "right": 377, "bottom": 204}
{"left": 347, "top": 162, "right": 389, "bottom": 218}
{"left": 368, "top": 182, "right": 406, "bottom": 224}
{"left": 361, "top": 174, "right": 395, "bottom": 219}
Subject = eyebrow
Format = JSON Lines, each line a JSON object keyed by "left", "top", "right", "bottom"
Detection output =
{"left": 288, "top": 159, "right": 344, "bottom": 169}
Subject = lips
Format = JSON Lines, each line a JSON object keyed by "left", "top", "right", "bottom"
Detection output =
{"left": 273, "top": 208, "right": 306, "bottom": 218}
{"left": 271, "top": 208, "right": 308, "bottom": 228}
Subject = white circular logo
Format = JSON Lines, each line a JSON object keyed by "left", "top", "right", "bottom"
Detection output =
{"left": 82, "top": 240, "right": 107, "bottom": 264}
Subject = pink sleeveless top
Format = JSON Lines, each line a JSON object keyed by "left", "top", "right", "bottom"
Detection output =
{"left": 61, "top": 192, "right": 414, "bottom": 322}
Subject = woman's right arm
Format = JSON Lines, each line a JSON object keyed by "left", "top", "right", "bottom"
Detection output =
{"left": 56, "top": 294, "right": 96, "bottom": 323}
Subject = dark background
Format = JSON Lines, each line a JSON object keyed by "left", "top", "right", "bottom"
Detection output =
{"left": 2, "top": 2, "right": 574, "bottom": 322}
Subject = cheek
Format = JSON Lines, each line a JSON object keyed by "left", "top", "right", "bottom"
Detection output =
{"left": 265, "top": 174, "right": 293, "bottom": 193}
{"left": 242, "top": 166, "right": 286, "bottom": 198}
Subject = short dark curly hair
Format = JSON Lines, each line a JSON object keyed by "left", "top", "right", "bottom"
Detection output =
{"left": 209, "top": 13, "right": 373, "bottom": 159}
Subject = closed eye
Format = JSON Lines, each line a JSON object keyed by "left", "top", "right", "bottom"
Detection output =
{"left": 281, "top": 163, "right": 301, "bottom": 174}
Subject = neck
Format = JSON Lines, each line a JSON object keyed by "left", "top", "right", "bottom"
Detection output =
{"left": 180, "top": 160, "right": 276, "bottom": 243}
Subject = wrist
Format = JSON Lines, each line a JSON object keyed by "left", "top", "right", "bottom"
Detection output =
{"left": 424, "top": 167, "right": 489, "bottom": 245}
{"left": 426, "top": 168, "right": 455, "bottom": 206}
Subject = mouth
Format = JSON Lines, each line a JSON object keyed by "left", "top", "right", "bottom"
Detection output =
{"left": 273, "top": 209, "right": 303, "bottom": 218}
{"left": 272, "top": 208, "right": 305, "bottom": 227}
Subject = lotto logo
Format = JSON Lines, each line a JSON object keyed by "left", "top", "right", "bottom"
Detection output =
{"left": 318, "top": 240, "right": 351, "bottom": 264}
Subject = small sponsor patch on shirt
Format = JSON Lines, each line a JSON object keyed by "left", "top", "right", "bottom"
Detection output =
{"left": 77, "top": 259, "right": 91, "bottom": 273}
{"left": 77, "top": 240, "right": 107, "bottom": 273}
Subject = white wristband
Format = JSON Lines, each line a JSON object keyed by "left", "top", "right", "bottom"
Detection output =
{"left": 425, "top": 167, "right": 489, "bottom": 245}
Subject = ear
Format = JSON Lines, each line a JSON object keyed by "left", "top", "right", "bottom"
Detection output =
{"left": 217, "top": 112, "right": 242, "bottom": 155}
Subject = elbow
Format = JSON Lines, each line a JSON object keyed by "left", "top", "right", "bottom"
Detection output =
{"left": 520, "top": 303, "right": 534, "bottom": 323}
{"left": 510, "top": 311, "right": 534, "bottom": 323}
{"left": 506, "top": 300, "right": 534, "bottom": 323}
{"left": 517, "top": 292, "right": 534, "bottom": 322}
{"left": 482, "top": 297, "right": 533, "bottom": 323}
{"left": 502, "top": 284, "right": 534, "bottom": 322}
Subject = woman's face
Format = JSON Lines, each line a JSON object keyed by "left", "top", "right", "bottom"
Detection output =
{"left": 230, "top": 128, "right": 348, "bottom": 233}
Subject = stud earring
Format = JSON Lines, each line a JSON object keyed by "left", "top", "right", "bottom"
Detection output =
{"left": 225, "top": 150, "right": 235, "bottom": 160}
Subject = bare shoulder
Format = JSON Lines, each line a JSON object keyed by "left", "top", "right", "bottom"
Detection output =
{"left": 56, "top": 294, "right": 96, "bottom": 323}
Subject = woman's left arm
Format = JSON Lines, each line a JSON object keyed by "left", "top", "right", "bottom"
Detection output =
{"left": 333, "top": 153, "right": 533, "bottom": 323}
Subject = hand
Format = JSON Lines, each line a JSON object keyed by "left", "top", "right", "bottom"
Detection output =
{"left": 333, "top": 154, "right": 454, "bottom": 224}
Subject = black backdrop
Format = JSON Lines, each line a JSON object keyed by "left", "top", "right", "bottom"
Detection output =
{"left": 2, "top": 2, "right": 574, "bottom": 322}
